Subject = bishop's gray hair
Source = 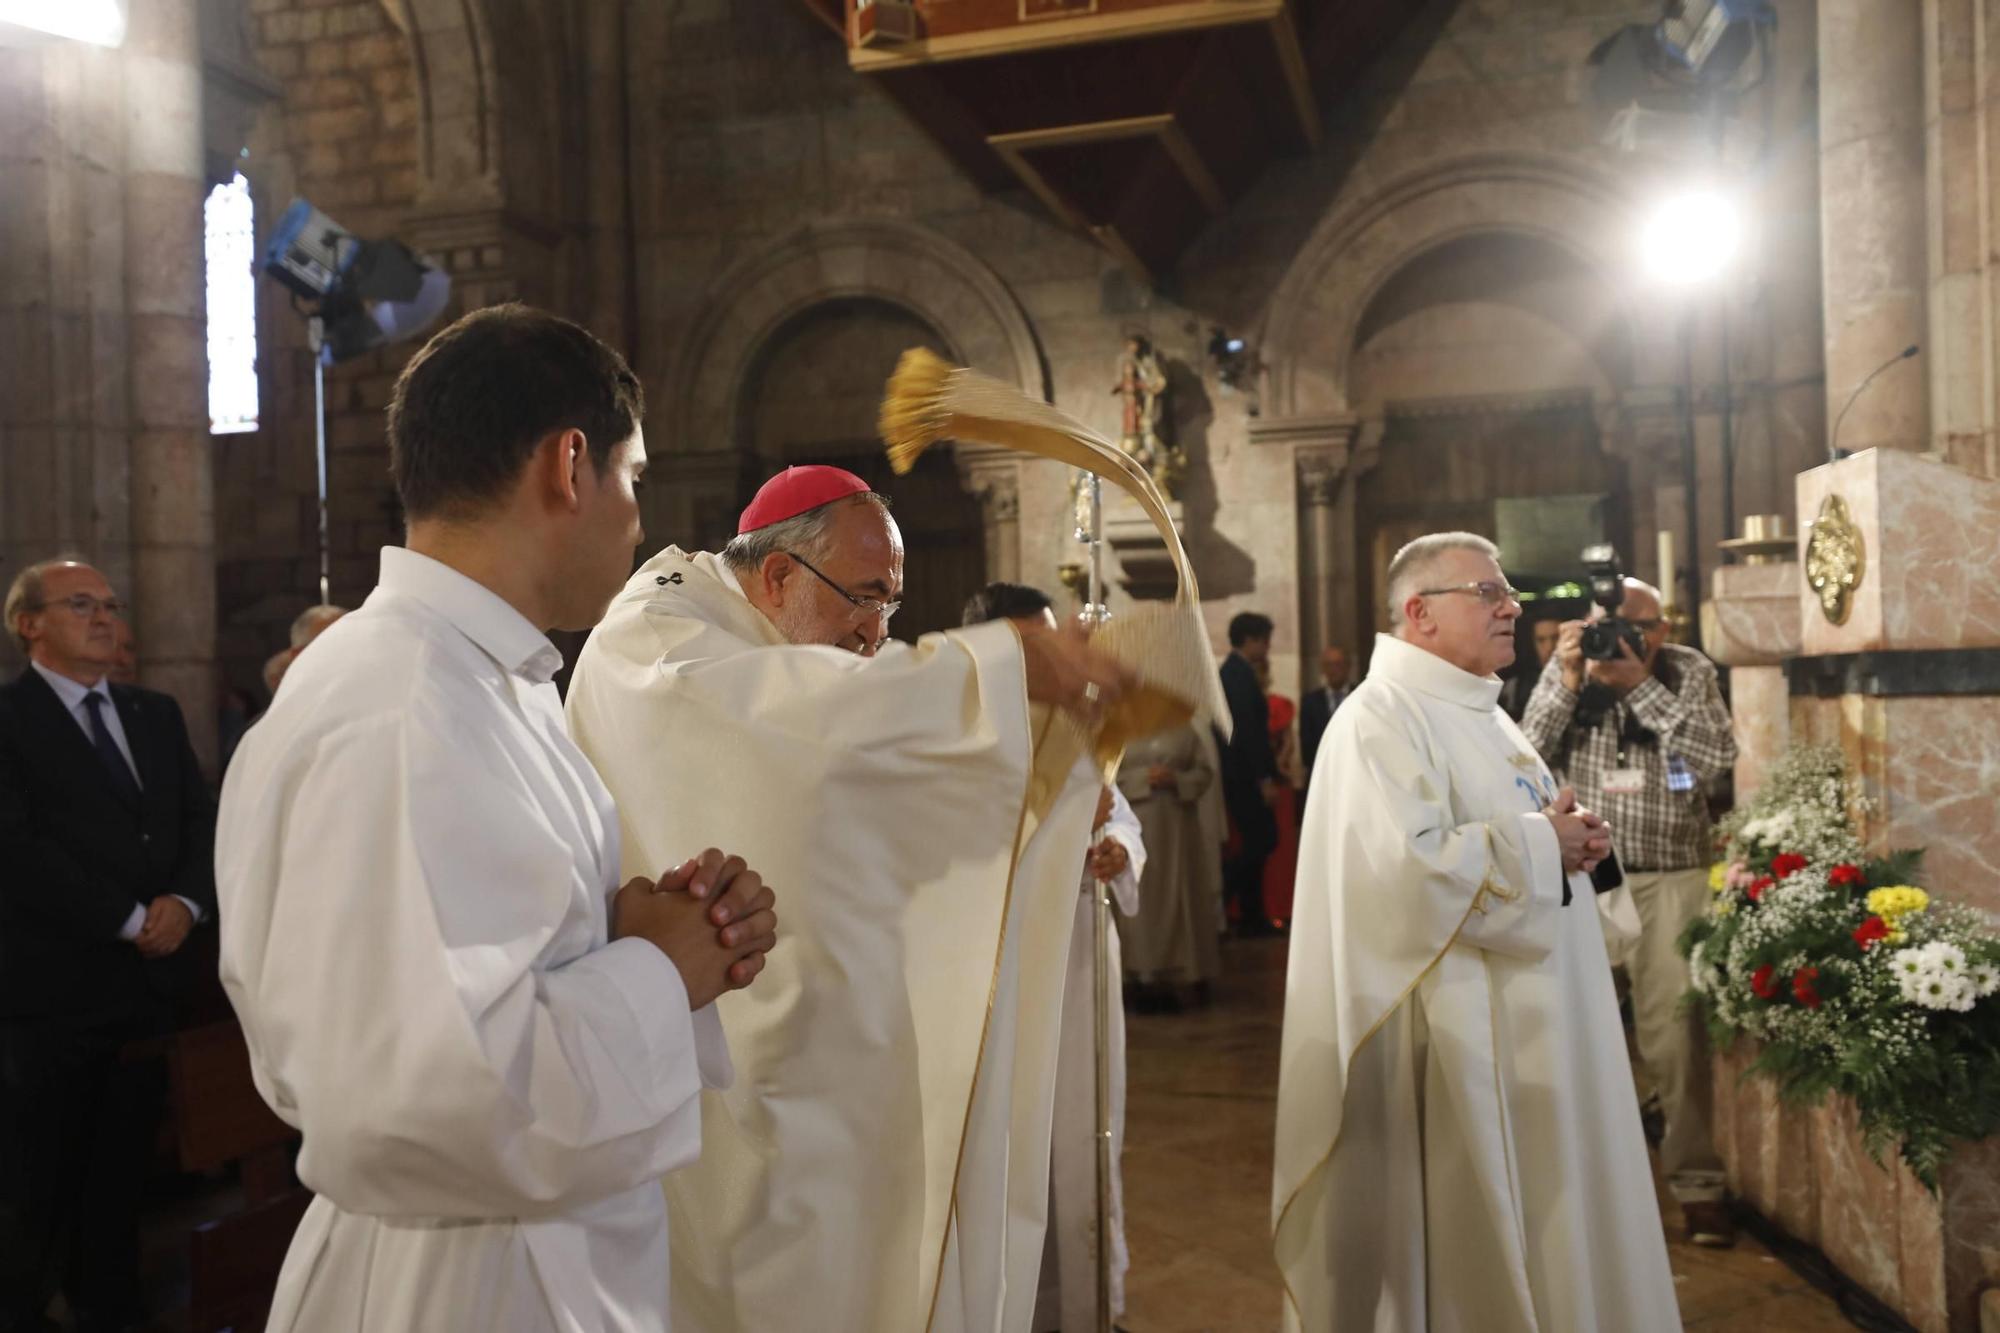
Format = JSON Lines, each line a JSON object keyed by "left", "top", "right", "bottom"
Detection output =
{"left": 1383, "top": 531, "right": 1500, "bottom": 628}
{"left": 720, "top": 491, "right": 892, "bottom": 574}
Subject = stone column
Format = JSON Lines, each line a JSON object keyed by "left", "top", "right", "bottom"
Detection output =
{"left": 1818, "top": 0, "right": 1928, "bottom": 458}
{"left": 1248, "top": 413, "right": 1361, "bottom": 667}
{"left": 1750, "top": 0, "right": 1828, "bottom": 505}
{"left": 1922, "top": 0, "right": 1994, "bottom": 477}
{"left": 0, "top": 35, "right": 133, "bottom": 674}
{"left": 963, "top": 459, "right": 1023, "bottom": 586}
{"left": 124, "top": 0, "right": 218, "bottom": 771}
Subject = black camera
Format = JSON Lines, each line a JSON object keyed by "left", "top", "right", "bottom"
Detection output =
{"left": 1578, "top": 544, "right": 1645, "bottom": 662}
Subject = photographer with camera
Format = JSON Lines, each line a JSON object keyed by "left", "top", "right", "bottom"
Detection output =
{"left": 1520, "top": 546, "right": 1738, "bottom": 1249}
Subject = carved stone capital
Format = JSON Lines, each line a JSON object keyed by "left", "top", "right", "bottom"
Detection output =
{"left": 1296, "top": 449, "right": 1343, "bottom": 507}
{"left": 1247, "top": 412, "right": 1359, "bottom": 457}
{"left": 974, "top": 472, "right": 1021, "bottom": 523}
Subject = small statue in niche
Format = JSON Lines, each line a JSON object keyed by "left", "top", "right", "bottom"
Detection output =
{"left": 1113, "top": 334, "right": 1169, "bottom": 477}
{"left": 1073, "top": 336, "right": 1185, "bottom": 537}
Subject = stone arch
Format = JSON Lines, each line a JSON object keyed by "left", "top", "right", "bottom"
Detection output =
{"left": 666, "top": 218, "right": 1047, "bottom": 456}
{"left": 398, "top": 0, "right": 504, "bottom": 208}
{"left": 656, "top": 219, "right": 1045, "bottom": 581}
{"left": 1259, "top": 153, "right": 1648, "bottom": 419}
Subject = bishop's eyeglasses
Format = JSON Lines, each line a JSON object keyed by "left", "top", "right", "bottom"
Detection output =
{"left": 783, "top": 552, "right": 902, "bottom": 625}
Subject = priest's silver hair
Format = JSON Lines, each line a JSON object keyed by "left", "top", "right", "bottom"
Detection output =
{"left": 289, "top": 603, "right": 349, "bottom": 649}
{"left": 1383, "top": 531, "right": 1500, "bottom": 628}
{"left": 720, "top": 492, "right": 892, "bottom": 574}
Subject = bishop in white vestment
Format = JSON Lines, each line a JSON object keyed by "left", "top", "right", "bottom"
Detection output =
{"left": 567, "top": 469, "right": 1126, "bottom": 1333}
{"left": 1272, "top": 533, "right": 1678, "bottom": 1333}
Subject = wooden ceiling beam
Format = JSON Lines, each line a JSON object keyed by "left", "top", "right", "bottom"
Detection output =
{"left": 850, "top": 0, "right": 1283, "bottom": 71}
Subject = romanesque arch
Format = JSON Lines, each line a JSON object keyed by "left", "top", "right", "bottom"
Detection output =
{"left": 658, "top": 219, "right": 1048, "bottom": 582}
{"left": 1258, "top": 152, "right": 1651, "bottom": 419}
{"left": 666, "top": 218, "right": 1046, "bottom": 455}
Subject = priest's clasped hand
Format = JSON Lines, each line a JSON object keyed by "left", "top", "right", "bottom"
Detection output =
{"left": 611, "top": 849, "right": 779, "bottom": 1009}
{"left": 1020, "top": 619, "right": 1135, "bottom": 719}
{"left": 1545, "top": 786, "right": 1613, "bottom": 875}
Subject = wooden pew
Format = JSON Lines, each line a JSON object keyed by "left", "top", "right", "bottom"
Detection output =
{"left": 164, "top": 1020, "right": 307, "bottom": 1333}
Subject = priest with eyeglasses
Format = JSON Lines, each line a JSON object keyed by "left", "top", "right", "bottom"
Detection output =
{"left": 566, "top": 465, "right": 1134, "bottom": 1333}
{"left": 1272, "top": 531, "right": 1679, "bottom": 1333}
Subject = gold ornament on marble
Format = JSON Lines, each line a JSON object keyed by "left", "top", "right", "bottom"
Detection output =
{"left": 1803, "top": 493, "right": 1865, "bottom": 625}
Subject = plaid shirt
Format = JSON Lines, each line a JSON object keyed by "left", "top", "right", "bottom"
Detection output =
{"left": 1518, "top": 643, "right": 1736, "bottom": 872}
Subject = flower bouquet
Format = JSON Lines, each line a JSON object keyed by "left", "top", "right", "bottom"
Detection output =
{"left": 1680, "top": 744, "right": 2000, "bottom": 1187}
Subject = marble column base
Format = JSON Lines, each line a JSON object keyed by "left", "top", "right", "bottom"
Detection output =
{"left": 1716, "top": 1040, "right": 2000, "bottom": 1331}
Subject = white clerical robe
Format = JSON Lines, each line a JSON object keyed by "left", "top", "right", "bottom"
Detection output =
{"left": 217, "top": 547, "right": 730, "bottom": 1333}
{"left": 566, "top": 548, "right": 1104, "bottom": 1333}
{"left": 1272, "top": 634, "right": 1677, "bottom": 1333}
{"left": 1035, "top": 787, "right": 1144, "bottom": 1333}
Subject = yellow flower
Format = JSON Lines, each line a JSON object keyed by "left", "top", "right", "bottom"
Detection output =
{"left": 1867, "top": 886, "right": 1929, "bottom": 919}
{"left": 1708, "top": 863, "right": 1728, "bottom": 893}
{"left": 1715, "top": 898, "right": 1737, "bottom": 917}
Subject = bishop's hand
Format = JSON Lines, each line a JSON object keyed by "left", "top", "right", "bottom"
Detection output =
{"left": 1020, "top": 620, "right": 1134, "bottom": 720}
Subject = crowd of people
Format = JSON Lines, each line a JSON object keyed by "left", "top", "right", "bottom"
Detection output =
{"left": 0, "top": 300, "right": 1745, "bottom": 1333}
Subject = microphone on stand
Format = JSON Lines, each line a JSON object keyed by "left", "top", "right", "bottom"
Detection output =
{"left": 1828, "top": 343, "right": 1920, "bottom": 463}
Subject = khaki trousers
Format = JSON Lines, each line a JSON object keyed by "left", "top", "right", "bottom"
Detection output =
{"left": 1628, "top": 867, "right": 1726, "bottom": 1202}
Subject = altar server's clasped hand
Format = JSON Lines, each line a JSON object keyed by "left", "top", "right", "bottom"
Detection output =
{"left": 613, "top": 848, "right": 778, "bottom": 1009}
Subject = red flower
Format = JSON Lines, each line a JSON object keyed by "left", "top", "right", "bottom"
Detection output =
{"left": 1772, "top": 853, "right": 1809, "bottom": 880}
{"left": 1853, "top": 916, "right": 1890, "bottom": 950}
{"left": 1747, "top": 876, "right": 1774, "bottom": 902}
{"left": 1751, "top": 964, "right": 1781, "bottom": 1000}
{"left": 1829, "top": 863, "right": 1865, "bottom": 889}
{"left": 1792, "top": 965, "right": 1823, "bottom": 1008}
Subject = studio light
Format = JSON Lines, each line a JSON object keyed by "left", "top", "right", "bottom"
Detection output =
{"left": 1638, "top": 189, "right": 1741, "bottom": 286}
{"left": 0, "top": 0, "right": 127, "bottom": 47}
{"left": 263, "top": 198, "right": 452, "bottom": 605}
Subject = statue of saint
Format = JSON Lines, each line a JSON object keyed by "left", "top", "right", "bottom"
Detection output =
{"left": 1075, "top": 335, "right": 1185, "bottom": 534}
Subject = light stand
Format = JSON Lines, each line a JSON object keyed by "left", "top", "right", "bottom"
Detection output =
{"left": 1084, "top": 472, "right": 1114, "bottom": 1333}
{"left": 263, "top": 196, "right": 451, "bottom": 610}
{"left": 308, "top": 316, "right": 331, "bottom": 606}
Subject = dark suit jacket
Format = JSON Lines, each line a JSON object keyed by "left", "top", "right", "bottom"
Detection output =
{"left": 1299, "top": 684, "right": 1346, "bottom": 790}
{"left": 0, "top": 668, "right": 217, "bottom": 1021}
{"left": 1218, "top": 652, "right": 1278, "bottom": 854}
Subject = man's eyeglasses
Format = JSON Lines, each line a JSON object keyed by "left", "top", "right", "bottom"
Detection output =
{"left": 35, "top": 594, "right": 127, "bottom": 619}
{"left": 1417, "top": 581, "right": 1521, "bottom": 608}
{"left": 784, "top": 552, "right": 901, "bottom": 625}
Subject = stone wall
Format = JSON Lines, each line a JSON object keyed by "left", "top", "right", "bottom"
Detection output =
{"left": 178, "top": 0, "right": 1836, "bottom": 700}
{"left": 2, "top": 2, "right": 218, "bottom": 767}
{"left": 210, "top": 0, "right": 423, "bottom": 700}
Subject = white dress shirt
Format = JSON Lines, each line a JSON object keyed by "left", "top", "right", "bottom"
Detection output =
{"left": 217, "top": 546, "right": 730, "bottom": 1332}
{"left": 30, "top": 659, "right": 201, "bottom": 939}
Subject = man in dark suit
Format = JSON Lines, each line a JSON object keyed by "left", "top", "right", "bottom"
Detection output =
{"left": 1298, "top": 643, "right": 1351, "bottom": 806}
{"left": 0, "top": 558, "right": 216, "bottom": 1333}
{"left": 1219, "top": 611, "right": 1279, "bottom": 936}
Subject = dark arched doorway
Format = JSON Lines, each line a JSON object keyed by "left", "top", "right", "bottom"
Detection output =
{"left": 739, "top": 296, "right": 988, "bottom": 641}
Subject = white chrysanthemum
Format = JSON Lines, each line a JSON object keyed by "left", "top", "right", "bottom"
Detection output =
{"left": 1920, "top": 941, "right": 1967, "bottom": 975}
{"left": 1973, "top": 962, "right": 2000, "bottom": 997}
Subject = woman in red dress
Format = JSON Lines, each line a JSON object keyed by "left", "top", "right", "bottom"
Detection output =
{"left": 1259, "top": 666, "right": 1302, "bottom": 930}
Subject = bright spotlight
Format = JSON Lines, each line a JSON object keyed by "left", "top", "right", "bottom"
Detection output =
{"left": 1639, "top": 190, "right": 1741, "bottom": 286}
{"left": 0, "top": 0, "right": 127, "bottom": 47}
